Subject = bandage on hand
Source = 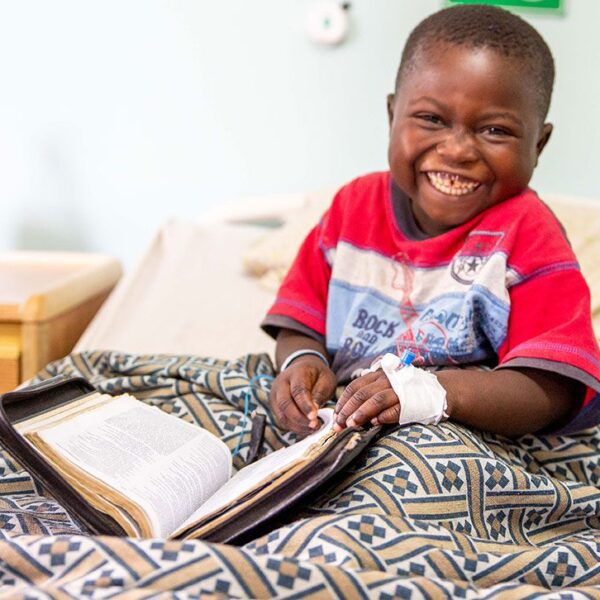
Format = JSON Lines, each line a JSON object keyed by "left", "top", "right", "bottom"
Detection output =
{"left": 371, "top": 354, "right": 448, "bottom": 426}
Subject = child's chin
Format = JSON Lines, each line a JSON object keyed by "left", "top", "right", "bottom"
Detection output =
{"left": 417, "top": 203, "right": 482, "bottom": 234}
{"left": 422, "top": 181, "right": 483, "bottom": 204}
{"left": 421, "top": 188, "right": 490, "bottom": 219}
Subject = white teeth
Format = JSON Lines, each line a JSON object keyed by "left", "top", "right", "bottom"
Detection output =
{"left": 426, "top": 172, "right": 480, "bottom": 196}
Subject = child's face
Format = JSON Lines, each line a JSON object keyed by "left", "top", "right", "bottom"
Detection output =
{"left": 387, "top": 42, "right": 553, "bottom": 236}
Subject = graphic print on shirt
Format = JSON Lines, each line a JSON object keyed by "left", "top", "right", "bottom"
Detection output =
{"left": 451, "top": 231, "right": 504, "bottom": 284}
{"left": 327, "top": 240, "right": 510, "bottom": 380}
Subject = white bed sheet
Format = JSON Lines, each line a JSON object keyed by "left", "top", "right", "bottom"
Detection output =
{"left": 76, "top": 219, "right": 276, "bottom": 359}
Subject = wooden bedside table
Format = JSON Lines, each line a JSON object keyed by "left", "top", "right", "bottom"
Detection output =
{"left": 0, "top": 251, "right": 122, "bottom": 392}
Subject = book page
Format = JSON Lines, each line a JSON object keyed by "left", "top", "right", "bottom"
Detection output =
{"left": 16, "top": 392, "right": 110, "bottom": 434}
{"left": 35, "top": 396, "right": 232, "bottom": 538}
{"left": 174, "top": 408, "right": 336, "bottom": 535}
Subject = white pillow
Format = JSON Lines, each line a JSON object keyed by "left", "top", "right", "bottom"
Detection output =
{"left": 242, "top": 189, "right": 336, "bottom": 291}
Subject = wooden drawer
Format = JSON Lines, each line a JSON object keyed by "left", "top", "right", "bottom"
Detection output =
{"left": 0, "top": 324, "right": 21, "bottom": 393}
{"left": 0, "top": 251, "right": 122, "bottom": 392}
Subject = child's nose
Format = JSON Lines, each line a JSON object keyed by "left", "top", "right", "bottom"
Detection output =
{"left": 436, "top": 129, "right": 478, "bottom": 164}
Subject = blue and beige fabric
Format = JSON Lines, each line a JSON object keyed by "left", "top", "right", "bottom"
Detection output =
{"left": 1, "top": 351, "right": 600, "bottom": 598}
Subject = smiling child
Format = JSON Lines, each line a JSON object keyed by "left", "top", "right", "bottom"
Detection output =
{"left": 262, "top": 4, "right": 600, "bottom": 438}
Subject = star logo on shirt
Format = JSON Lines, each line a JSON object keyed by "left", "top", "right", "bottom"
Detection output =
{"left": 452, "top": 256, "right": 485, "bottom": 283}
{"left": 450, "top": 231, "right": 503, "bottom": 284}
{"left": 465, "top": 257, "right": 481, "bottom": 273}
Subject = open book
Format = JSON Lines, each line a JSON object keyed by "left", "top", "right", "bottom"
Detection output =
{"left": 0, "top": 376, "right": 379, "bottom": 543}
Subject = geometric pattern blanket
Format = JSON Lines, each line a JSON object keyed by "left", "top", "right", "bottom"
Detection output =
{"left": 2, "top": 351, "right": 600, "bottom": 598}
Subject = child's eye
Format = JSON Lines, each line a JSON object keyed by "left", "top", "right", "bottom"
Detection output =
{"left": 482, "top": 126, "right": 511, "bottom": 137}
{"left": 415, "top": 113, "right": 444, "bottom": 126}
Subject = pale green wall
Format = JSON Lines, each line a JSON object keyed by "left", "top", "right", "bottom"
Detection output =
{"left": 0, "top": 1, "right": 597, "bottom": 264}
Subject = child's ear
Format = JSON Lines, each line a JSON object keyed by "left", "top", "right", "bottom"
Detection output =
{"left": 536, "top": 123, "right": 553, "bottom": 160}
{"left": 387, "top": 94, "right": 395, "bottom": 127}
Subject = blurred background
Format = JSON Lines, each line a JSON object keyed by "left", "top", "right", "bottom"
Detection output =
{"left": 1, "top": 0, "right": 598, "bottom": 268}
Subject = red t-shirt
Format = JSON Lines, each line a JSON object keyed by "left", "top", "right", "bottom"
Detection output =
{"left": 263, "top": 172, "right": 600, "bottom": 433}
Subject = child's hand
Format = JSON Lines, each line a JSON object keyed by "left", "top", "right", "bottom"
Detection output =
{"left": 270, "top": 356, "right": 337, "bottom": 435}
{"left": 334, "top": 370, "right": 400, "bottom": 431}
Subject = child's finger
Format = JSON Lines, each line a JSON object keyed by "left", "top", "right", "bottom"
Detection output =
{"left": 312, "top": 370, "right": 337, "bottom": 408}
{"left": 271, "top": 379, "right": 313, "bottom": 434}
{"left": 371, "top": 405, "right": 401, "bottom": 425}
{"left": 346, "top": 389, "right": 399, "bottom": 428}
{"left": 334, "top": 378, "right": 388, "bottom": 428}
{"left": 288, "top": 371, "right": 320, "bottom": 424}
{"left": 335, "top": 371, "right": 379, "bottom": 416}
{"left": 336, "top": 383, "right": 398, "bottom": 430}
{"left": 308, "top": 370, "right": 337, "bottom": 428}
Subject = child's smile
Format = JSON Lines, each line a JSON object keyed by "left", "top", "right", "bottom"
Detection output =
{"left": 425, "top": 171, "right": 480, "bottom": 196}
{"left": 387, "top": 42, "right": 552, "bottom": 237}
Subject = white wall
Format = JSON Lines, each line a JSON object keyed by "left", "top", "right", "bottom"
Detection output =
{"left": 0, "top": 0, "right": 598, "bottom": 267}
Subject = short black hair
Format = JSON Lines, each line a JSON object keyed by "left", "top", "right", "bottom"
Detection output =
{"left": 396, "top": 4, "right": 555, "bottom": 120}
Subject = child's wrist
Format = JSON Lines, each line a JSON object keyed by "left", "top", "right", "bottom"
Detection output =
{"left": 434, "top": 369, "right": 467, "bottom": 423}
{"left": 280, "top": 349, "right": 329, "bottom": 372}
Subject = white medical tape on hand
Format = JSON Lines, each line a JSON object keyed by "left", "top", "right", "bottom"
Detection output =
{"left": 369, "top": 353, "right": 448, "bottom": 426}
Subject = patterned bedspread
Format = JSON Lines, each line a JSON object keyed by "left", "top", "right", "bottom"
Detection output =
{"left": 2, "top": 352, "right": 600, "bottom": 598}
